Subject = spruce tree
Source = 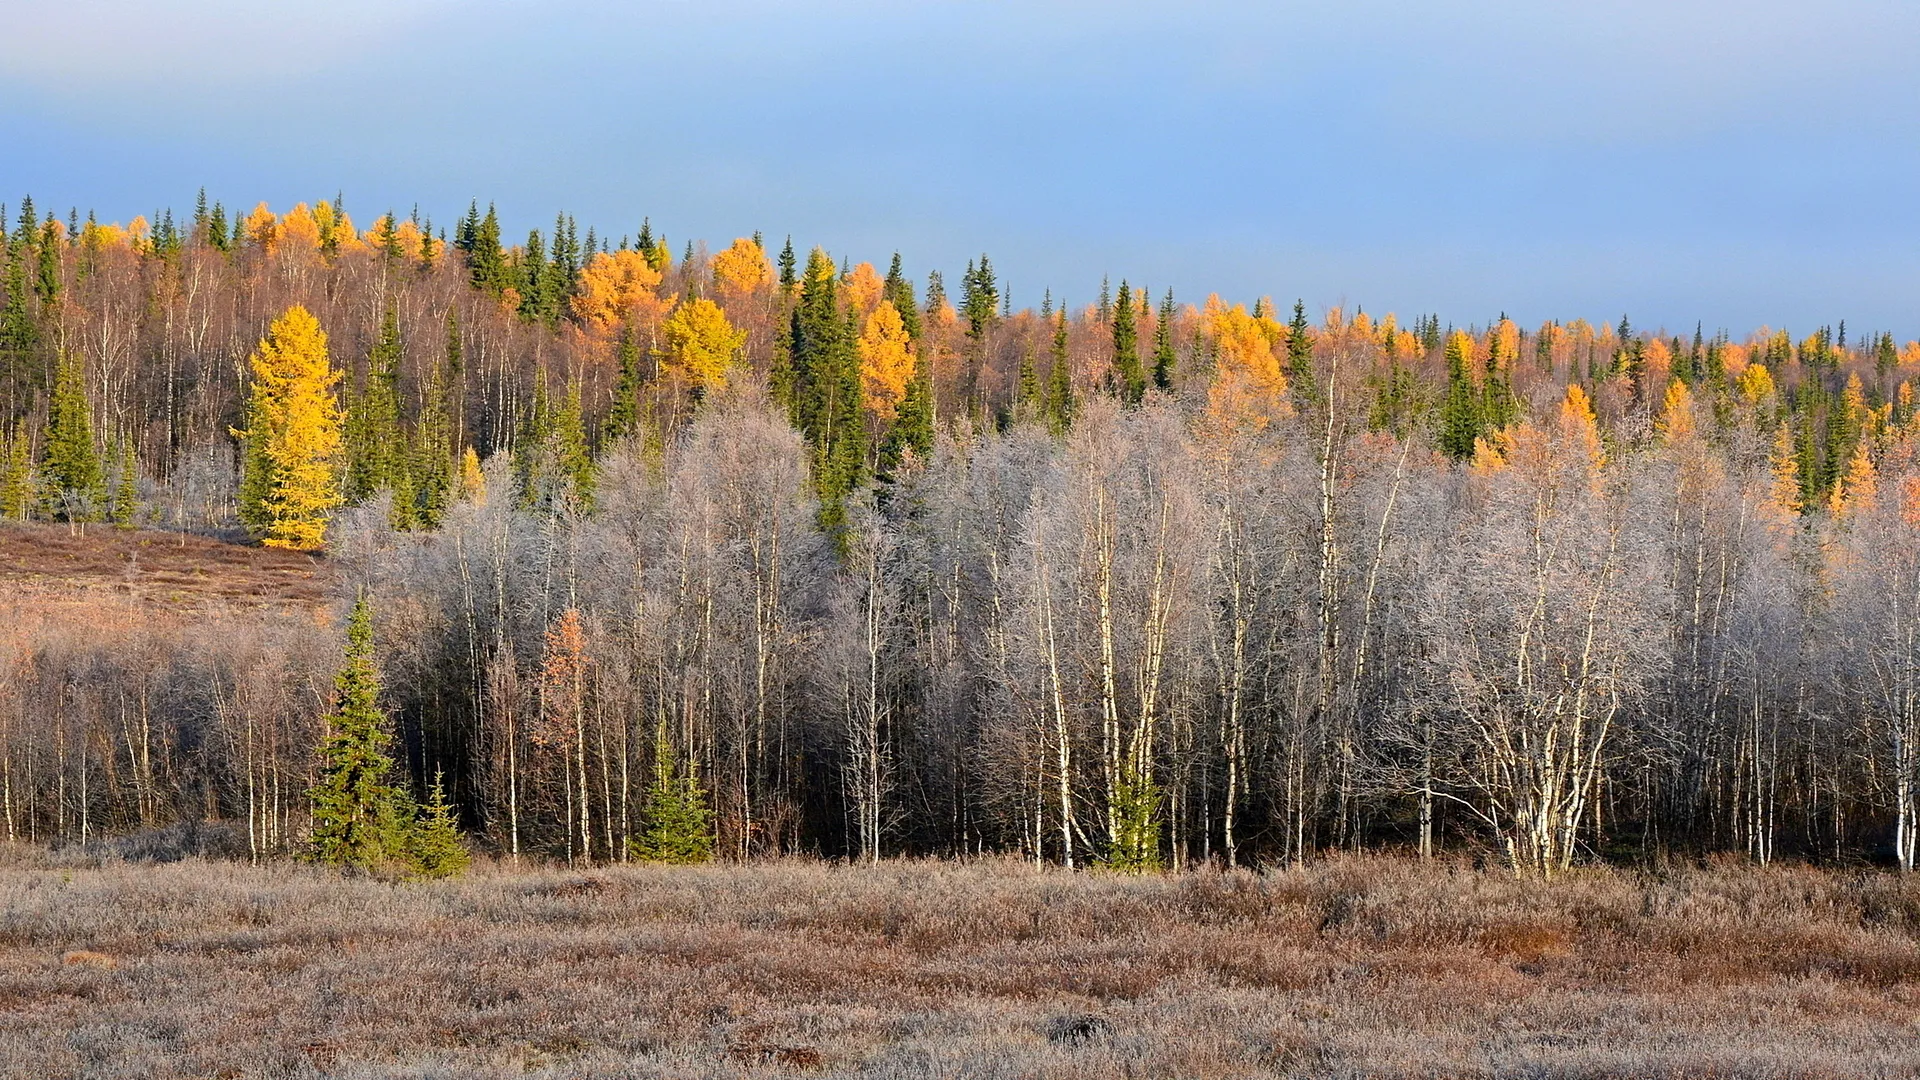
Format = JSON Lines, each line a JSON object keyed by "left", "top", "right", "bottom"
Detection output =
{"left": 1437, "top": 331, "right": 1483, "bottom": 461}
{"left": 630, "top": 722, "right": 714, "bottom": 864}
{"left": 1045, "top": 310, "right": 1077, "bottom": 436}
{"left": 108, "top": 438, "right": 138, "bottom": 528}
{"left": 308, "top": 594, "right": 405, "bottom": 871}
{"left": 1103, "top": 769, "right": 1162, "bottom": 873}
{"left": 344, "top": 301, "right": 403, "bottom": 506}
{"left": 789, "top": 249, "right": 863, "bottom": 529}
{"left": 40, "top": 350, "right": 101, "bottom": 522}
{"left": 1287, "top": 300, "right": 1316, "bottom": 406}
{"left": 882, "top": 253, "right": 922, "bottom": 340}
{"left": 1014, "top": 348, "right": 1041, "bottom": 414}
{"left": 604, "top": 325, "right": 644, "bottom": 443}
{"left": 0, "top": 424, "right": 31, "bottom": 520}
{"left": 1110, "top": 281, "right": 1144, "bottom": 404}
{"left": 777, "top": 235, "right": 797, "bottom": 294}
{"left": 404, "top": 770, "right": 469, "bottom": 879}
{"left": 1151, "top": 290, "right": 1177, "bottom": 391}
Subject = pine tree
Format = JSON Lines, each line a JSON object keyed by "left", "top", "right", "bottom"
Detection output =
{"left": 1152, "top": 290, "right": 1177, "bottom": 391}
{"left": 40, "top": 350, "right": 102, "bottom": 522}
{"left": 235, "top": 306, "right": 345, "bottom": 550}
{"left": 630, "top": 721, "right": 714, "bottom": 864}
{"left": 308, "top": 594, "right": 406, "bottom": 871}
{"left": 1110, "top": 281, "right": 1144, "bottom": 404}
{"left": 404, "top": 769, "right": 470, "bottom": 879}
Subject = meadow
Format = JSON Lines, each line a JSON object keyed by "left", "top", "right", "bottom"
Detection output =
{"left": 2, "top": 850, "right": 1917, "bottom": 1078}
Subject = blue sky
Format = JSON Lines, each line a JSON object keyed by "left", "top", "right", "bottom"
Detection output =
{"left": 2, "top": 0, "right": 1915, "bottom": 336}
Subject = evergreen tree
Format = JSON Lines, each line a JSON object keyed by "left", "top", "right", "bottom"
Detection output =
{"left": 960, "top": 255, "right": 998, "bottom": 339}
{"left": 882, "top": 253, "right": 922, "bottom": 340}
{"left": 1481, "top": 329, "right": 1518, "bottom": 431}
{"left": 789, "top": 249, "right": 864, "bottom": 529}
{"left": 604, "top": 325, "right": 644, "bottom": 443}
{"left": 880, "top": 359, "right": 935, "bottom": 478}
{"left": 1045, "top": 310, "right": 1077, "bottom": 436}
{"left": 40, "top": 350, "right": 102, "bottom": 521}
{"left": 1437, "top": 331, "right": 1483, "bottom": 461}
{"left": 466, "top": 204, "right": 508, "bottom": 296}
{"left": 1151, "top": 290, "right": 1177, "bottom": 391}
{"left": 344, "top": 301, "right": 404, "bottom": 506}
{"left": 1014, "top": 348, "right": 1041, "bottom": 413}
{"left": 777, "top": 234, "right": 797, "bottom": 294}
{"left": 630, "top": 722, "right": 714, "bottom": 864}
{"left": 1110, "top": 281, "right": 1144, "bottom": 404}
{"left": 517, "top": 228, "right": 549, "bottom": 322}
{"left": 1287, "top": 300, "right": 1316, "bottom": 405}
{"left": 308, "top": 594, "right": 406, "bottom": 871}
{"left": 108, "top": 438, "right": 138, "bottom": 528}
{"left": 207, "top": 202, "right": 230, "bottom": 253}
{"left": 404, "top": 769, "right": 470, "bottom": 879}
{"left": 0, "top": 242, "right": 39, "bottom": 415}
{"left": 0, "top": 424, "right": 31, "bottom": 520}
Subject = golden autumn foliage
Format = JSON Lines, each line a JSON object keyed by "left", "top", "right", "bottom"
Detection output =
{"left": 660, "top": 298, "right": 745, "bottom": 394}
{"left": 1558, "top": 384, "right": 1605, "bottom": 470}
{"left": 1831, "top": 444, "right": 1878, "bottom": 520}
{"left": 858, "top": 304, "right": 916, "bottom": 421}
{"left": 458, "top": 447, "right": 486, "bottom": 507}
{"left": 1737, "top": 363, "right": 1777, "bottom": 407}
{"left": 278, "top": 203, "right": 322, "bottom": 254}
{"left": 1657, "top": 380, "right": 1696, "bottom": 442}
{"left": 844, "top": 262, "right": 886, "bottom": 314}
{"left": 710, "top": 238, "right": 773, "bottom": 300}
{"left": 572, "top": 250, "right": 665, "bottom": 332}
{"left": 1202, "top": 295, "right": 1288, "bottom": 431}
{"left": 243, "top": 203, "right": 278, "bottom": 251}
{"left": 236, "top": 306, "right": 344, "bottom": 551}
{"left": 1768, "top": 424, "right": 1803, "bottom": 520}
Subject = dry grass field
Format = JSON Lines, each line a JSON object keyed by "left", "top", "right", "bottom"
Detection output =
{"left": 1, "top": 853, "right": 1918, "bottom": 1078}
{"left": 0, "top": 524, "right": 331, "bottom": 609}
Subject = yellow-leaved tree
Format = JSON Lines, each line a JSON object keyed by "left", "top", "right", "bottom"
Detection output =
{"left": 709, "top": 238, "right": 774, "bottom": 301}
{"left": 660, "top": 298, "right": 745, "bottom": 395}
{"left": 858, "top": 303, "right": 915, "bottom": 420}
{"left": 236, "top": 306, "right": 345, "bottom": 550}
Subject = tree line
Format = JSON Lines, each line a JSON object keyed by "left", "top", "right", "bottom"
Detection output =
{"left": 2, "top": 191, "right": 1919, "bottom": 875}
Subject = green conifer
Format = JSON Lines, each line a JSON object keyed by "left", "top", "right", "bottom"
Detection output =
{"left": 630, "top": 722, "right": 714, "bottom": 864}
{"left": 40, "top": 350, "right": 101, "bottom": 521}
{"left": 1110, "top": 281, "right": 1144, "bottom": 404}
{"left": 1151, "top": 290, "right": 1177, "bottom": 391}
{"left": 404, "top": 769, "right": 470, "bottom": 879}
{"left": 1046, "top": 311, "right": 1077, "bottom": 436}
{"left": 1437, "top": 332, "right": 1483, "bottom": 461}
{"left": 308, "top": 594, "right": 406, "bottom": 871}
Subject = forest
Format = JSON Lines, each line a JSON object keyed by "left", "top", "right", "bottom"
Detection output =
{"left": 2, "top": 191, "right": 1919, "bottom": 878}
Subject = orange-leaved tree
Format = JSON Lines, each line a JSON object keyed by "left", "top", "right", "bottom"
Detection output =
{"left": 236, "top": 305, "right": 344, "bottom": 550}
{"left": 571, "top": 249, "right": 665, "bottom": 332}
